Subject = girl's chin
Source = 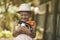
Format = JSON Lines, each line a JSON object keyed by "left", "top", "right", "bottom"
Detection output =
{"left": 21, "top": 20, "right": 28, "bottom": 22}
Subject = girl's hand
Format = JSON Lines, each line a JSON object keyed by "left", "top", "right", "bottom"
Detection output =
{"left": 19, "top": 26, "right": 31, "bottom": 35}
{"left": 23, "top": 27, "right": 31, "bottom": 35}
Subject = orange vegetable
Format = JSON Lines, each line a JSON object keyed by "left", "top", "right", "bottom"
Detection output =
{"left": 28, "top": 21, "right": 36, "bottom": 27}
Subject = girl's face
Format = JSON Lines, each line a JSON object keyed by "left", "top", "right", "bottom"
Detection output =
{"left": 20, "top": 11, "right": 30, "bottom": 22}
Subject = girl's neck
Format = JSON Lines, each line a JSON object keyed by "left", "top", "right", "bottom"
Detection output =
{"left": 21, "top": 20, "right": 29, "bottom": 22}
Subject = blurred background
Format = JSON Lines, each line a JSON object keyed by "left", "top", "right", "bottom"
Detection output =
{"left": 0, "top": 0, "right": 60, "bottom": 40}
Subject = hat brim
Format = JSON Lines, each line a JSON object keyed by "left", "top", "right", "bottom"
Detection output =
{"left": 16, "top": 11, "right": 32, "bottom": 13}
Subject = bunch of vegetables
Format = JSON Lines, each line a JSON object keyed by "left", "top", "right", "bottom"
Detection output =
{"left": 0, "top": 30, "right": 13, "bottom": 38}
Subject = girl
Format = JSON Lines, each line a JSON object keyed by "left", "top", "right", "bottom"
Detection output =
{"left": 13, "top": 3, "right": 36, "bottom": 40}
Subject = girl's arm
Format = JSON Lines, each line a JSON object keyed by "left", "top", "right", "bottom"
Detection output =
{"left": 30, "top": 24, "right": 36, "bottom": 38}
{"left": 13, "top": 26, "right": 21, "bottom": 37}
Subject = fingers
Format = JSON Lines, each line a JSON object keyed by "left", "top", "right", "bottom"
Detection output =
{"left": 18, "top": 26, "right": 31, "bottom": 34}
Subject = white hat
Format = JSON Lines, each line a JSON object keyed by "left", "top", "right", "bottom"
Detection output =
{"left": 17, "top": 3, "right": 31, "bottom": 13}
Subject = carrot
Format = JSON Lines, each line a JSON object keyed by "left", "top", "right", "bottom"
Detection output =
{"left": 28, "top": 21, "right": 36, "bottom": 27}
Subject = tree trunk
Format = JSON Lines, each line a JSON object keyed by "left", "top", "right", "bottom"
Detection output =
{"left": 52, "top": 0, "right": 59, "bottom": 40}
